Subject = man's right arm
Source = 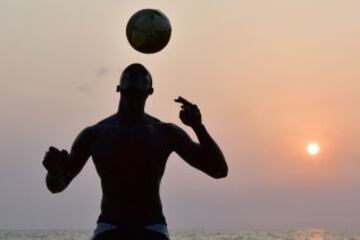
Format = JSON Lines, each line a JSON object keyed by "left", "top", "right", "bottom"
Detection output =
{"left": 43, "top": 126, "right": 96, "bottom": 193}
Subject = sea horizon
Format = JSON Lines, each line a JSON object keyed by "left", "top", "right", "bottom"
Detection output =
{"left": 1, "top": 228, "right": 359, "bottom": 240}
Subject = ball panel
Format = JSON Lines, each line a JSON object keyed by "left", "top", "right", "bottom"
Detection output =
{"left": 132, "top": 14, "right": 153, "bottom": 31}
{"left": 151, "top": 14, "right": 171, "bottom": 31}
{"left": 138, "top": 30, "right": 171, "bottom": 53}
{"left": 130, "top": 30, "right": 147, "bottom": 48}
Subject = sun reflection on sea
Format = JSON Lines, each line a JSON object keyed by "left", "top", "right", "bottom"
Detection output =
{"left": 295, "top": 229, "right": 325, "bottom": 240}
{"left": 309, "top": 229, "right": 325, "bottom": 240}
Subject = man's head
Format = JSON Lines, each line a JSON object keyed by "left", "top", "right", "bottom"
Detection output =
{"left": 117, "top": 63, "right": 153, "bottom": 95}
{"left": 117, "top": 64, "right": 153, "bottom": 112}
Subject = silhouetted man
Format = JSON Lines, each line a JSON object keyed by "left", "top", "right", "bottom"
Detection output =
{"left": 43, "top": 63, "right": 228, "bottom": 240}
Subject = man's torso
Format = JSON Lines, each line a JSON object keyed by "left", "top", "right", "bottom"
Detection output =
{"left": 88, "top": 114, "right": 175, "bottom": 224}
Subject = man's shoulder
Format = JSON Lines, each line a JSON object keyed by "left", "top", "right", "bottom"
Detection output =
{"left": 144, "top": 114, "right": 168, "bottom": 125}
{"left": 78, "top": 115, "right": 117, "bottom": 137}
{"left": 156, "top": 121, "right": 187, "bottom": 138}
{"left": 144, "top": 113, "right": 167, "bottom": 127}
{"left": 96, "top": 114, "right": 118, "bottom": 125}
{"left": 73, "top": 124, "right": 98, "bottom": 144}
{"left": 144, "top": 114, "right": 183, "bottom": 132}
{"left": 162, "top": 122, "right": 181, "bottom": 131}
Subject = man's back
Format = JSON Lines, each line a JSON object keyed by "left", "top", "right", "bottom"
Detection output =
{"left": 91, "top": 114, "right": 173, "bottom": 224}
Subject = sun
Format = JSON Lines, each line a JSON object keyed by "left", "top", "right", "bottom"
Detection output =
{"left": 307, "top": 143, "right": 320, "bottom": 155}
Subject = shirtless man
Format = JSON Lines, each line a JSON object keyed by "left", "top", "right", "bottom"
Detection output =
{"left": 42, "top": 63, "right": 228, "bottom": 240}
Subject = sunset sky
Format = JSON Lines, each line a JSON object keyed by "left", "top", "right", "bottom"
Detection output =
{"left": 0, "top": 0, "right": 359, "bottom": 229}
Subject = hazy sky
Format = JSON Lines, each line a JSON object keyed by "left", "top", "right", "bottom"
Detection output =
{"left": 1, "top": 0, "right": 360, "bottom": 230}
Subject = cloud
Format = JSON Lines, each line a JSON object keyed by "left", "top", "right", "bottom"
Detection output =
{"left": 75, "top": 85, "right": 90, "bottom": 92}
{"left": 74, "top": 67, "right": 110, "bottom": 92}
{"left": 96, "top": 67, "right": 109, "bottom": 77}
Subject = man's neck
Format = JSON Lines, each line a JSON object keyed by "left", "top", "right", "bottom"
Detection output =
{"left": 117, "top": 102, "right": 146, "bottom": 123}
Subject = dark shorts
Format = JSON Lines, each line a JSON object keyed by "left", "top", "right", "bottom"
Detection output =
{"left": 92, "top": 223, "right": 170, "bottom": 240}
{"left": 92, "top": 227, "right": 170, "bottom": 240}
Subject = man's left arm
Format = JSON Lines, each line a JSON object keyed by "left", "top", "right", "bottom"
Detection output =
{"left": 173, "top": 96, "right": 228, "bottom": 178}
{"left": 191, "top": 123, "right": 228, "bottom": 178}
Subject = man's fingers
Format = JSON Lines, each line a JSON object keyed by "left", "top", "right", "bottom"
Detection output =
{"left": 181, "top": 105, "right": 199, "bottom": 112}
{"left": 45, "top": 147, "right": 64, "bottom": 162}
{"left": 60, "top": 150, "right": 68, "bottom": 158}
{"left": 174, "top": 96, "right": 194, "bottom": 107}
{"left": 43, "top": 156, "right": 54, "bottom": 168}
{"left": 44, "top": 151, "right": 55, "bottom": 160}
{"left": 49, "top": 146, "right": 60, "bottom": 153}
{"left": 181, "top": 105, "right": 191, "bottom": 110}
{"left": 174, "top": 96, "right": 185, "bottom": 103}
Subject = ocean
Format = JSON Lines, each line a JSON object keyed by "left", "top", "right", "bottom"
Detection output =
{"left": 0, "top": 229, "right": 359, "bottom": 240}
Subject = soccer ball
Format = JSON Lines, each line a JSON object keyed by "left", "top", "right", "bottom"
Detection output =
{"left": 126, "top": 9, "right": 172, "bottom": 54}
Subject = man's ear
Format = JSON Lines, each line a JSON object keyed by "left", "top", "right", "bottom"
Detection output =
{"left": 148, "top": 87, "right": 154, "bottom": 95}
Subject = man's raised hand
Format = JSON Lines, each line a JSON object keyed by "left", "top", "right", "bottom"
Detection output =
{"left": 42, "top": 146, "right": 69, "bottom": 175}
{"left": 175, "top": 96, "right": 202, "bottom": 128}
